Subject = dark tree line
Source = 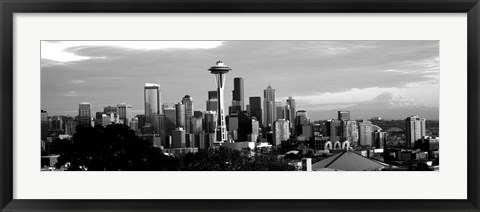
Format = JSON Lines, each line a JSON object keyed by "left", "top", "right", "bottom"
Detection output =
{"left": 54, "top": 125, "right": 179, "bottom": 171}
{"left": 52, "top": 124, "right": 295, "bottom": 171}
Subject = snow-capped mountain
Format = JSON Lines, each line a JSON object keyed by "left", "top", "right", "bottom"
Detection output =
{"left": 345, "top": 92, "right": 438, "bottom": 120}
{"left": 307, "top": 92, "right": 439, "bottom": 120}
{"left": 358, "top": 92, "right": 419, "bottom": 108}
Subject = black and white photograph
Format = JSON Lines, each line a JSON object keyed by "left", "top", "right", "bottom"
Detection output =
{"left": 40, "top": 40, "right": 440, "bottom": 171}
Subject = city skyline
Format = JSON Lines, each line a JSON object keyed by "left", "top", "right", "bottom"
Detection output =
{"left": 41, "top": 40, "right": 439, "bottom": 120}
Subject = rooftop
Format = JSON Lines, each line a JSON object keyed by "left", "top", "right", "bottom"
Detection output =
{"left": 312, "top": 151, "right": 386, "bottom": 171}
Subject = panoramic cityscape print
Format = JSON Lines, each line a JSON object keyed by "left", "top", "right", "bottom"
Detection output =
{"left": 41, "top": 41, "right": 439, "bottom": 171}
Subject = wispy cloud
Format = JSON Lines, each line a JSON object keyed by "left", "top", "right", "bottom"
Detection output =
{"left": 41, "top": 41, "right": 224, "bottom": 63}
{"left": 70, "top": 80, "right": 86, "bottom": 84}
{"left": 64, "top": 91, "right": 78, "bottom": 97}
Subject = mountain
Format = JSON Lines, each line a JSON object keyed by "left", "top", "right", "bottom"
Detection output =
{"left": 308, "top": 92, "right": 439, "bottom": 120}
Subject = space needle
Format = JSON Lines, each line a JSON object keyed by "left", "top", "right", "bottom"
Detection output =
{"left": 208, "top": 61, "right": 231, "bottom": 143}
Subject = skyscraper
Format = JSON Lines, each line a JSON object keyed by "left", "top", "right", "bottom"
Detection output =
{"left": 358, "top": 120, "right": 374, "bottom": 146}
{"left": 326, "top": 119, "right": 342, "bottom": 142}
{"left": 172, "top": 128, "right": 186, "bottom": 148}
{"left": 181, "top": 95, "right": 194, "bottom": 133}
{"left": 373, "top": 130, "right": 387, "bottom": 149}
{"left": 295, "top": 110, "right": 310, "bottom": 136}
{"left": 275, "top": 101, "right": 285, "bottom": 120}
{"left": 203, "top": 111, "right": 217, "bottom": 133}
{"left": 78, "top": 102, "right": 92, "bottom": 127}
{"left": 144, "top": 83, "right": 161, "bottom": 134}
{"left": 208, "top": 61, "right": 231, "bottom": 142}
{"left": 338, "top": 111, "right": 351, "bottom": 121}
{"left": 286, "top": 97, "right": 296, "bottom": 134}
{"left": 342, "top": 120, "right": 359, "bottom": 145}
{"left": 232, "top": 77, "right": 244, "bottom": 110}
{"left": 208, "top": 91, "right": 218, "bottom": 100}
{"left": 249, "top": 97, "right": 262, "bottom": 125}
{"left": 206, "top": 99, "right": 218, "bottom": 112}
{"left": 190, "top": 116, "right": 203, "bottom": 134}
{"left": 175, "top": 102, "right": 186, "bottom": 129}
{"left": 117, "top": 103, "right": 132, "bottom": 125}
{"left": 163, "top": 107, "right": 177, "bottom": 139}
{"left": 251, "top": 118, "right": 260, "bottom": 142}
{"left": 273, "top": 119, "right": 290, "bottom": 146}
{"left": 405, "top": 115, "right": 427, "bottom": 148}
{"left": 101, "top": 114, "right": 110, "bottom": 127}
{"left": 263, "top": 85, "right": 276, "bottom": 128}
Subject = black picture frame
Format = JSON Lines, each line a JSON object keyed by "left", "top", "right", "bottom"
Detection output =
{"left": 1, "top": 0, "right": 479, "bottom": 211}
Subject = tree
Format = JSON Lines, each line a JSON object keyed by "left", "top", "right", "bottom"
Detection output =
{"left": 55, "top": 124, "right": 180, "bottom": 171}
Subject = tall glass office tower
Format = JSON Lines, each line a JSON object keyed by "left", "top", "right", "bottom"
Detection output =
{"left": 181, "top": 95, "right": 194, "bottom": 133}
{"left": 232, "top": 77, "right": 244, "bottom": 110}
{"left": 144, "top": 83, "right": 161, "bottom": 134}
{"left": 78, "top": 102, "right": 92, "bottom": 127}
{"left": 263, "top": 85, "right": 276, "bottom": 128}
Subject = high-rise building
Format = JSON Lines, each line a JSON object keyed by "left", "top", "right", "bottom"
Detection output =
{"left": 208, "top": 61, "right": 231, "bottom": 142}
{"left": 144, "top": 83, "right": 161, "bottom": 134}
{"left": 228, "top": 115, "right": 239, "bottom": 140}
{"left": 109, "top": 113, "right": 120, "bottom": 124}
{"left": 203, "top": 111, "right": 217, "bottom": 133}
{"left": 295, "top": 110, "right": 310, "bottom": 136}
{"left": 405, "top": 115, "right": 427, "bottom": 148}
{"left": 193, "top": 111, "right": 204, "bottom": 118}
{"left": 78, "top": 102, "right": 92, "bottom": 127}
{"left": 286, "top": 97, "right": 296, "bottom": 134}
{"left": 190, "top": 117, "right": 203, "bottom": 134}
{"left": 273, "top": 119, "right": 290, "bottom": 146}
{"left": 48, "top": 116, "right": 63, "bottom": 131}
{"left": 275, "top": 101, "right": 285, "bottom": 120}
{"left": 301, "top": 125, "right": 313, "bottom": 140}
{"left": 181, "top": 95, "right": 194, "bottom": 133}
{"left": 342, "top": 120, "right": 359, "bottom": 145}
{"left": 175, "top": 102, "right": 186, "bottom": 129}
{"left": 373, "top": 130, "right": 387, "bottom": 149}
{"left": 94, "top": 112, "right": 104, "bottom": 126}
{"left": 232, "top": 77, "right": 244, "bottom": 110}
{"left": 326, "top": 119, "right": 342, "bottom": 142}
{"left": 236, "top": 111, "right": 252, "bottom": 142}
{"left": 249, "top": 97, "right": 262, "bottom": 125}
{"left": 163, "top": 107, "right": 177, "bottom": 138}
{"left": 172, "top": 128, "right": 186, "bottom": 148}
{"left": 101, "top": 114, "right": 110, "bottom": 127}
{"left": 64, "top": 119, "right": 77, "bottom": 135}
{"left": 208, "top": 91, "right": 217, "bottom": 100}
{"left": 338, "top": 111, "right": 351, "bottom": 121}
{"left": 228, "top": 105, "right": 241, "bottom": 116}
{"left": 358, "top": 120, "right": 374, "bottom": 146}
{"left": 251, "top": 118, "right": 260, "bottom": 142}
{"left": 117, "top": 103, "right": 132, "bottom": 125}
{"left": 263, "top": 85, "right": 276, "bottom": 128}
{"left": 206, "top": 99, "right": 218, "bottom": 112}
{"left": 129, "top": 117, "right": 139, "bottom": 131}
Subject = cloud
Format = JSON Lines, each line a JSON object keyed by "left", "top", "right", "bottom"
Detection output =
{"left": 70, "top": 80, "right": 86, "bottom": 84}
{"left": 64, "top": 91, "right": 78, "bottom": 97}
{"left": 41, "top": 41, "right": 439, "bottom": 116}
{"left": 41, "top": 41, "right": 224, "bottom": 63}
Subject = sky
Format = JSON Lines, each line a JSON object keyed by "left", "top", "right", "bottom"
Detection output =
{"left": 41, "top": 40, "right": 439, "bottom": 120}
